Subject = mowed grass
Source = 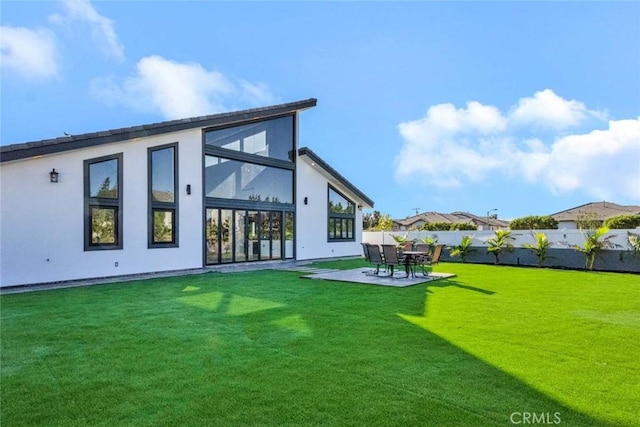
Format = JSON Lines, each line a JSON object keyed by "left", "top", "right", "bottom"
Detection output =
{"left": 1, "top": 261, "right": 638, "bottom": 426}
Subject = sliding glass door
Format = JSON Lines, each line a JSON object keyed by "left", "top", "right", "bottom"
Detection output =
{"left": 205, "top": 208, "right": 292, "bottom": 265}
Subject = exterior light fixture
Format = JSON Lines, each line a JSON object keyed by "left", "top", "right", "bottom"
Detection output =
{"left": 304, "top": 197, "right": 308, "bottom": 205}
{"left": 186, "top": 184, "right": 191, "bottom": 195}
{"left": 49, "top": 168, "right": 59, "bottom": 183}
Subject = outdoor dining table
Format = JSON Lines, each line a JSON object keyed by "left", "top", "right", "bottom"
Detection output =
{"left": 401, "top": 251, "right": 431, "bottom": 278}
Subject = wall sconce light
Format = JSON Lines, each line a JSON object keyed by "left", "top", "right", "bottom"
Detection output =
{"left": 304, "top": 197, "right": 308, "bottom": 205}
{"left": 186, "top": 184, "right": 191, "bottom": 195}
{"left": 49, "top": 168, "right": 59, "bottom": 183}
{"left": 357, "top": 205, "right": 362, "bottom": 210}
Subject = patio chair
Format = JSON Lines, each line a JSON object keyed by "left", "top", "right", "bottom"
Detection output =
{"left": 366, "top": 244, "right": 383, "bottom": 275}
{"left": 414, "top": 243, "right": 431, "bottom": 255}
{"left": 361, "top": 243, "right": 371, "bottom": 262}
{"left": 414, "top": 244, "right": 444, "bottom": 276}
{"left": 381, "top": 244, "right": 405, "bottom": 277}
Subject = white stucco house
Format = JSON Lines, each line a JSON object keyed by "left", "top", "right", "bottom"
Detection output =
{"left": 0, "top": 99, "right": 374, "bottom": 287}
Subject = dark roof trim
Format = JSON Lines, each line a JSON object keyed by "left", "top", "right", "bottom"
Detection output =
{"left": 298, "top": 146, "right": 374, "bottom": 208}
{"left": 1, "top": 98, "right": 317, "bottom": 163}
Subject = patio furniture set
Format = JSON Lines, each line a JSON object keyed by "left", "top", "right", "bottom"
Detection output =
{"left": 361, "top": 242, "right": 444, "bottom": 278}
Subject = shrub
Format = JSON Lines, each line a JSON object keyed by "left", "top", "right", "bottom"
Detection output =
{"left": 420, "top": 222, "right": 476, "bottom": 231}
{"left": 509, "top": 215, "right": 558, "bottom": 230}
{"left": 603, "top": 214, "right": 640, "bottom": 229}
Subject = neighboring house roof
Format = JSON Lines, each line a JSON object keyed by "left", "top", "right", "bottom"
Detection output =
{"left": 394, "top": 211, "right": 508, "bottom": 228}
{"left": 298, "top": 147, "right": 374, "bottom": 209}
{"left": 551, "top": 201, "right": 640, "bottom": 221}
{"left": 1, "top": 99, "right": 317, "bottom": 163}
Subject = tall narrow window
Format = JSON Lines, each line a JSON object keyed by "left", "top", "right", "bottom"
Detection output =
{"left": 327, "top": 186, "right": 355, "bottom": 242}
{"left": 149, "top": 143, "right": 178, "bottom": 247}
{"left": 84, "top": 153, "right": 123, "bottom": 250}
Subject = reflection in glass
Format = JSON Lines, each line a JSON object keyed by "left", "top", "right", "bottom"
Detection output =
{"left": 235, "top": 211, "right": 246, "bottom": 262}
{"left": 90, "top": 159, "right": 118, "bottom": 198}
{"left": 205, "top": 156, "right": 293, "bottom": 203}
{"left": 248, "top": 211, "right": 259, "bottom": 261}
{"left": 204, "top": 116, "right": 294, "bottom": 161}
{"left": 285, "top": 212, "right": 294, "bottom": 259}
{"left": 329, "top": 188, "right": 354, "bottom": 214}
{"left": 271, "top": 212, "right": 282, "bottom": 259}
{"left": 153, "top": 210, "right": 174, "bottom": 243}
{"left": 260, "top": 212, "right": 271, "bottom": 260}
{"left": 221, "top": 209, "right": 233, "bottom": 263}
{"left": 206, "top": 209, "right": 219, "bottom": 264}
{"left": 151, "top": 147, "right": 175, "bottom": 202}
{"left": 91, "top": 207, "right": 116, "bottom": 244}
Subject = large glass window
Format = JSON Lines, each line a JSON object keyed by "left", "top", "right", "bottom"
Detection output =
{"left": 204, "top": 116, "right": 294, "bottom": 161}
{"left": 328, "top": 186, "right": 355, "bottom": 242}
{"left": 205, "top": 156, "right": 293, "bottom": 203}
{"left": 205, "top": 208, "right": 290, "bottom": 265}
{"left": 149, "top": 144, "right": 178, "bottom": 247}
{"left": 84, "top": 154, "right": 123, "bottom": 250}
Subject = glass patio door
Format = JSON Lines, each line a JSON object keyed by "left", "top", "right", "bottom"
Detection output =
{"left": 205, "top": 208, "right": 289, "bottom": 265}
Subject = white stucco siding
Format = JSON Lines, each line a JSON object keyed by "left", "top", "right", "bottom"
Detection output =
{"left": 295, "top": 159, "right": 365, "bottom": 261}
{"left": 0, "top": 130, "right": 204, "bottom": 287}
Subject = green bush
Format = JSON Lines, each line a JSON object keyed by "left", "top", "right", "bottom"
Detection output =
{"left": 603, "top": 214, "right": 640, "bottom": 229}
{"left": 509, "top": 215, "right": 558, "bottom": 230}
{"left": 420, "top": 222, "right": 476, "bottom": 231}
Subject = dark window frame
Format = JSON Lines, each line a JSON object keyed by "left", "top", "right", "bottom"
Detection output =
{"left": 148, "top": 142, "right": 179, "bottom": 248}
{"left": 327, "top": 185, "right": 355, "bottom": 242}
{"left": 84, "top": 153, "right": 123, "bottom": 251}
{"left": 201, "top": 114, "right": 298, "bottom": 267}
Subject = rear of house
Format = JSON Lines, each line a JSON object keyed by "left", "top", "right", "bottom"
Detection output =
{"left": 0, "top": 99, "right": 373, "bottom": 287}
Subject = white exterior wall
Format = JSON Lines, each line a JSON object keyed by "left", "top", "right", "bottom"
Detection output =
{"left": 0, "top": 130, "right": 203, "bottom": 287}
{"left": 295, "top": 159, "right": 364, "bottom": 260}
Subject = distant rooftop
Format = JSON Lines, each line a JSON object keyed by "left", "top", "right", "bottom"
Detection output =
{"left": 551, "top": 201, "right": 640, "bottom": 221}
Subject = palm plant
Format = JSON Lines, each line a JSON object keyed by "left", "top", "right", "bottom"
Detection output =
{"left": 449, "top": 235, "right": 475, "bottom": 263}
{"left": 486, "top": 230, "right": 514, "bottom": 265}
{"left": 628, "top": 231, "right": 640, "bottom": 256}
{"left": 391, "top": 232, "right": 412, "bottom": 249}
{"left": 522, "top": 232, "right": 551, "bottom": 267}
{"left": 573, "top": 226, "right": 617, "bottom": 270}
{"left": 419, "top": 235, "right": 439, "bottom": 253}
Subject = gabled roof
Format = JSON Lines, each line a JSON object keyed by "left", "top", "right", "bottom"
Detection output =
{"left": 1, "top": 99, "right": 317, "bottom": 163}
{"left": 298, "top": 147, "right": 374, "bottom": 208}
{"left": 551, "top": 201, "right": 640, "bottom": 221}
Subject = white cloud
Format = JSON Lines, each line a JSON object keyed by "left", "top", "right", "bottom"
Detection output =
{"left": 509, "top": 89, "right": 605, "bottom": 130}
{"left": 0, "top": 26, "right": 59, "bottom": 79}
{"left": 91, "top": 55, "right": 278, "bottom": 119}
{"left": 50, "top": 0, "right": 124, "bottom": 61}
{"left": 394, "top": 90, "right": 640, "bottom": 202}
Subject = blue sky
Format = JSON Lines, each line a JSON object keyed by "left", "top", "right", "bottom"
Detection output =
{"left": 2, "top": 1, "right": 639, "bottom": 220}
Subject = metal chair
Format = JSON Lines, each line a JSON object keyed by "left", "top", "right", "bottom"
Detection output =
{"left": 381, "top": 244, "right": 404, "bottom": 277}
{"left": 366, "top": 244, "right": 383, "bottom": 275}
{"left": 415, "top": 244, "right": 444, "bottom": 276}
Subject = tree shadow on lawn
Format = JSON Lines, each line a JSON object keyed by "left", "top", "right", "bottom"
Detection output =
{"left": 0, "top": 271, "right": 617, "bottom": 426}
{"left": 172, "top": 272, "right": 611, "bottom": 426}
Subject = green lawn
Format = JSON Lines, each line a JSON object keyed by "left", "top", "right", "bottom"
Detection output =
{"left": 1, "top": 262, "right": 638, "bottom": 426}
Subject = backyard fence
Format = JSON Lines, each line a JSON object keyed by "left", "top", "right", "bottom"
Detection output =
{"left": 363, "top": 229, "right": 640, "bottom": 273}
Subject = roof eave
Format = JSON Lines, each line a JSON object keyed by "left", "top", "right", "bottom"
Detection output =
{"left": 1, "top": 98, "right": 317, "bottom": 163}
{"left": 298, "top": 147, "right": 374, "bottom": 209}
